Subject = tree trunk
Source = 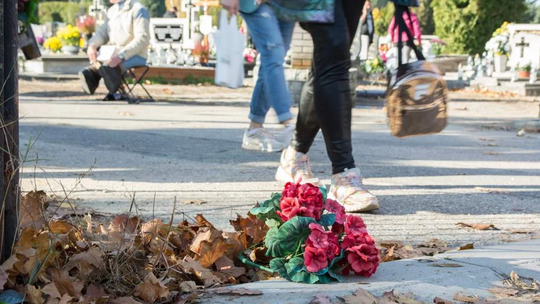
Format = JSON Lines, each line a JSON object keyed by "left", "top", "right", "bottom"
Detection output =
{"left": 0, "top": 0, "right": 20, "bottom": 263}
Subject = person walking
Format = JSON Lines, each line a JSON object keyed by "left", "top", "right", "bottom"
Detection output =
{"left": 222, "top": 0, "right": 295, "bottom": 153}
{"left": 388, "top": 8, "right": 422, "bottom": 64}
{"left": 274, "top": 0, "right": 380, "bottom": 213}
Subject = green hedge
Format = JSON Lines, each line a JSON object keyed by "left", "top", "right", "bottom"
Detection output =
{"left": 39, "top": 1, "right": 84, "bottom": 24}
{"left": 432, "top": 0, "right": 527, "bottom": 55}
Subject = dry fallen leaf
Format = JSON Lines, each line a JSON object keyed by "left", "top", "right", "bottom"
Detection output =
{"left": 456, "top": 223, "right": 498, "bottom": 231}
{"left": 453, "top": 292, "right": 479, "bottom": 303}
{"left": 309, "top": 295, "right": 332, "bottom": 304}
{"left": 134, "top": 272, "right": 169, "bottom": 303}
{"left": 20, "top": 191, "right": 48, "bottom": 230}
{"left": 163, "top": 88, "right": 173, "bottom": 95}
{"left": 179, "top": 281, "right": 197, "bottom": 293}
{"left": 50, "top": 268, "right": 84, "bottom": 298}
{"left": 26, "top": 285, "right": 45, "bottom": 304}
{"left": 189, "top": 228, "right": 223, "bottom": 255}
{"left": 84, "top": 283, "right": 109, "bottom": 300}
{"left": 179, "top": 256, "right": 222, "bottom": 287}
{"left": 209, "top": 287, "right": 262, "bottom": 296}
{"left": 458, "top": 243, "right": 475, "bottom": 251}
{"left": 110, "top": 297, "right": 143, "bottom": 304}
{"left": 230, "top": 213, "right": 269, "bottom": 245}
{"left": 381, "top": 290, "right": 423, "bottom": 303}
{"left": 195, "top": 237, "right": 230, "bottom": 268}
{"left": 340, "top": 288, "right": 378, "bottom": 304}
{"left": 109, "top": 214, "right": 141, "bottom": 235}
{"left": 433, "top": 297, "right": 456, "bottom": 304}
{"left": 64, "top": 246, "right": 104, "bottom": 277}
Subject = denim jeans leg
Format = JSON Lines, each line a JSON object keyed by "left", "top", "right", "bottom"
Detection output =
{"left": 248, "top": 65, "right": 269, "bottom": 124}
{"left": 242, "top": 4, "right": 293, "bottom": 124}
{"left": 121, "top": 55, "right": 147, "bottom": 72}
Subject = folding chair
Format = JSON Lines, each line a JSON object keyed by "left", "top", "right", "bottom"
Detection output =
{"left": 121, "top": 65, "right": 154, "bottom": 103}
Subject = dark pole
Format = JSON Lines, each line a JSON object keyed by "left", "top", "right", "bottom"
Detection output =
{"left": 0, "top": 0, "right": 20, "bottom": 262}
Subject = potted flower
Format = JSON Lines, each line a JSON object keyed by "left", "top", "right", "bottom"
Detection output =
{"left": 56, "top": 24, "right": 81, "bottom": 55}
{"left": 485, "top": 22, "right": 511, "bottom": 73}
{"left": 43, "top": 36, "right": 62, "bottom": 54}
{"left": 517, "top": 62, "right": 532, "bottom": 79}
{"left": 76, "top": 15, "right": 96, "bottom": 50}
{"left": 192, "top": 40, "right": 210, "bottom": 65}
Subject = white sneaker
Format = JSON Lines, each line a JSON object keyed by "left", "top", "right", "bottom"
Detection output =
{"left": 328, "top": 168, "right": 379, "bottom": 213}
{"left": 275, "top": 147, "right": 320, "bottom": 185}
{"left": 274, "top": 124, "right": 295, "bottom": 147}
{"left": 242, "top": 128, "right": 286, "bottom": 152}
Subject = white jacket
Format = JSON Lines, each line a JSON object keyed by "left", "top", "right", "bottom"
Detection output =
{"left": 89, "top": 0, "right": 150, "bottom": 60}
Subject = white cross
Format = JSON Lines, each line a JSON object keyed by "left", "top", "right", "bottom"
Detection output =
{"left": 89, "top": 0, "right": 106, "bottom": 23}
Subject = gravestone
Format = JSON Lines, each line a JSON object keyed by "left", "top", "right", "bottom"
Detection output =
{"left": 149, "top": 18, "right": 190, "bottom": 49}
{"left": 508, "top": 24, "right": 540, "bottom": 70}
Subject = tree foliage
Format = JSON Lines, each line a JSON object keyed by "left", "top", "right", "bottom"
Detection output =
{"left": 138, "top": 0, "right": 166, "bottom": 18}
{"left": 414, "top": 0, "right": 435, "bottom": 35}
{"left": 39, "top": 1, "right": 83, "bottom": 24}
{"left": 432, "top": 0, "right": 528, "bottom": 54}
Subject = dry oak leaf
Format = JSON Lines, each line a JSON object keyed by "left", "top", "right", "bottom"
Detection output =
{"left": 230, "top": 213, "right": 269, "bottom": 244}
{"left": 42, "top": 282, "right": 62, "bottom": 300}
{"left": 26, "top": 285, "right": 45, "bottom": 304}
{"left": 179, "top": 256, "right": 222, "bottom": 287}
{"left": 456, "top": 223, "right": 498, "bottom": 231}
{"left": 381, "top": 289, "right": 423, "bottom": 303}
{"left": 453, "top": 293, "right": 479, "bottom": 303}
{"left": 223, "top": 231, "right": 248, "bottom": 262}
{"left": 109, "top": 214, "right": 141, "bottom": 234}
{"left": 340, "top": 288, "right": 378, "bottom": 304}
{"left": 195, "top": 214, "right": 215, "bottom": 229}
{"left": 110, "top": 297, "right": 143, "bottom": 304}
{"left": 179, "top": 281, "right": 197, "bottom": 293}
{"left": 64, "top": 246, "right": 104, "bottom": 277}
{"left": 49, "top": 220, "right": 76, "bottom": 234}
{"left": 195, "top": 237, "right": 231, "bottom": 268}
{"left": 433, "top": 297, "right": 456, "bottom": 304}
{"left": 84, "top": 283, "right": 109, "bottom": 300}
{"left": 134, "top": 272, "right": 169, "bottom": 303}
{"left": 189, "top": 228, "right": 223, "bottom": 255}
{"left": 49, "top": 268, "right": 84, "bottom": 298}
{"left": 458, "top": 243, "right": 475, "bottom": 251}
{"left": 20, "top": 191, "right": 48, "bottom": 230}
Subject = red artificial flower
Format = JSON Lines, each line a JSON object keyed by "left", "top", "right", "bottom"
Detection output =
{"left": 279, "top": 182, "right": 323, "bottom": 220}
{"left": 345, "top": 244, "right": 380, "bottom": 277}
{"left": 341, "top": 231, "right": 375, "bottom": 250}
{"left": 304, "top": 246, "right": 328, "bottom": 273}
{"left": 331, "top": 222, "right": 344, "bottom": 235}
{"left": 305, "top": 223, "right": 340, "bottom": 260}
{"left": 344, "top": 215, "right": 367, "bottom": 235}
{"left": 277, "top": 197, "right": 301, "bottom": 221}
{"left": 282, "top": 182, "right": 300, "bottom": 198}
{"left": 324, "top": 199, "right": 346, "bottom": 224}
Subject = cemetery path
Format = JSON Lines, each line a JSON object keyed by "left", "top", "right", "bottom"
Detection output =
{"left": 18, "top": 82, "right": 540, "bottom": 248}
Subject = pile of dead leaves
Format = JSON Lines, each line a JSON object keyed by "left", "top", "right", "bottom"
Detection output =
{"left": 0, "top": 191, "right": 272, "bottom": 303}
{"left": 378, "top": 239, "right": 451, "bottom": 263}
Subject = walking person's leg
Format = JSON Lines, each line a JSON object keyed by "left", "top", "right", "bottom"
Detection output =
{"left": 278, "top": 0, "right": 379, "bottom": 212}
{"left": 241, "top": 4, "right": 294, "bottom": 152}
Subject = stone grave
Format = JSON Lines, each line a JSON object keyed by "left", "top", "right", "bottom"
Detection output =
{"left": 469, "top": 24, "right": 540, "bottom": 96}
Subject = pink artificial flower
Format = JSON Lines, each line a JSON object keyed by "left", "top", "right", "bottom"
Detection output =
{"left": 341, "top": 231, "right": 375, "bottom": 249}
{"left": 344, "top": 215, "right": 367, "bottom": 235}
{"left": 304, "top": 246, "right": 328, "bottom": 273}
{"left": 346, "top": 244, "right": 380, "bottom": 277}
{"left": 280, "top": 182, "right": 323, "bottom": 220}
{"left": 305, "top": 223, "right": 340, "bottom": 260}
{"left": 324, "top": 199, "right": 346, "bottom": 224}
{"left": 277, "top": 197, "right": 301, "bottom": 221}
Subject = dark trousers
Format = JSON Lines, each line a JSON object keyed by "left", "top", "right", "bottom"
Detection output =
{"left": 292, "top": 0, "right": 365, "bottom": 174}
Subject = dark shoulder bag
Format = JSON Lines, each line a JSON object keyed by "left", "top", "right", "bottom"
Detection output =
{"left": 386, "top": 4, "right": 448, "bottom": 138}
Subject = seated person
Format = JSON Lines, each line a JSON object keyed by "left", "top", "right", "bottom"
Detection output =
{"left": 79, "top": 0, "right": 150, "bottom": 96}
{"left": 163, "top": 6, "right": 178, "bottom": 18}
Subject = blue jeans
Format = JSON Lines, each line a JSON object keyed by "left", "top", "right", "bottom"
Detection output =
{"left": 242, "top": 4, "right": 295, "bottom": 124}
{"left": 121, "top": 55, "right": 147, "bottom": 72}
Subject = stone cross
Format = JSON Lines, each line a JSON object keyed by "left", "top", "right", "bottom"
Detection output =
{"left": 516, "top": 37, "right": 530, "bottom": 58}
{"left": 89, "top": 0, "right": 106, "bottom": 25}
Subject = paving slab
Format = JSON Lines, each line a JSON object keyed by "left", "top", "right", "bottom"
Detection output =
{"left": 206, "top": 239, "right": 540, "bottom": 304}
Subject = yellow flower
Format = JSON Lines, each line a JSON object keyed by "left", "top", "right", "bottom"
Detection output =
{"left": 79, "top": 37, "right": 85, "bottom": 48}
{"left": 372, "top": 7, "right": 380, "bottom": 20}
{"left": 56, "top": 24, "right": 81, "bottom": 46}
{"left": 372, "top": 57, "right": 379, "bottom": 66}
{"left": 44, "top": 37, "right": 62, "bottom": 52}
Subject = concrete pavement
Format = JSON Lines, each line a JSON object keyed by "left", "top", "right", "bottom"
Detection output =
{"left": 18, "top": 82, "right": 540, "bottom": 248}
{"left": 205, "top": 239, "right": 540, "bottom": 303}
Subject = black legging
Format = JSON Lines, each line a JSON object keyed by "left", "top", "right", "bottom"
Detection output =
{"left": 292, "top": 0, "right": 365, "bottom": 174}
